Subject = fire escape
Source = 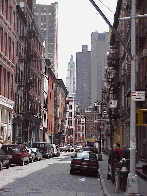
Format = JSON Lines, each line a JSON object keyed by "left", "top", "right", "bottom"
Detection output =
{"left": 14, "top": 5, "right": 41, "bottom": 144}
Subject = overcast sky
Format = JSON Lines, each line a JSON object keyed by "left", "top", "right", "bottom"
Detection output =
{"left": 36, "top": 0, "right": 118, "bottom": 85}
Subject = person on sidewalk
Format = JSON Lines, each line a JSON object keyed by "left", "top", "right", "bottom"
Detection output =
{"left": 116, "top": 143, "right": 124, "bottom": 160}
{"left": 123, "top": 145, "right": 130, "bottom": 159}
{"left": 108, "top": 144, "right": 121, "bottom": 184}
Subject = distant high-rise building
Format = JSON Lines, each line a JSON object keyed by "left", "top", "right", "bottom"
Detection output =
{"left": 34, "top": 2, "right": 58, "bottom": 78}
{"left": 66, "top": 55, "right": 76, "bottom": 99}
{"left": 91, "top": 31, "right": 109, "bottom": 106}
{"left": 76, "top": 45, "right": 91, "bottom": 114}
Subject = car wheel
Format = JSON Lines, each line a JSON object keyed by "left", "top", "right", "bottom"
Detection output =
{"left": 20, "top": 159, "right": 24, "bottom": 166}
{"left": 30, "top": 158, "right": 33, "bottom": 163}
{"left": 6, "top": 163, "right": 10, "bottom": 169}
{"left": 70, "top": 169, "right": 74, "bottom": 175}
{"left": 0, "top": 162, "right": 2, "bottom": 171}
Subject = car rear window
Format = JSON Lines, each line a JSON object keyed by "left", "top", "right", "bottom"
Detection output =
{"left": 77, "top": 152, "right": 89, "bottom": 159}
{"left": 2, "top": 145, "right": 19, "bottom": 152}
{"left": 33, "top": 143, "right": 45, "bottom": 148}
{"left": 76, "top": 152, "right": 96, "bottom": 159}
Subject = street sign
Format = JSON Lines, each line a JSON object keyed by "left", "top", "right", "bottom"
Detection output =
{"left": 109, "top": 100, "right": 117, "bottom": 108}
{"left": 132, "top": 91, "right": 145, "bottom": 101}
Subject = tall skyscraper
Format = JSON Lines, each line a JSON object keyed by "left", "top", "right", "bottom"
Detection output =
{"left": 91, "top": 31, "right": 109, "bottom": 106}
{"left": 33, "top": 2, "right": 58, "bottom": 78}
{"left": 76, "top": 45, "right": 91, "bottom": 114}
{"left": 66, "top": 55, "right": 76, "bottom": 99}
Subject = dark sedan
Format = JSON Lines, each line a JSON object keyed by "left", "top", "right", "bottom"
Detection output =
{"left": 0, "top": 149, "right": 10, "bottom": 170}
{"left": 70, "top": 151, "right": 99, "bottom": 177}
{"left": 30, "top": 148, "right": 42, "bottom": 161}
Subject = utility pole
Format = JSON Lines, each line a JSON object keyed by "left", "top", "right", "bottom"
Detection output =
{"left": 125, "top": 0, "right": 139, "bottom": 194}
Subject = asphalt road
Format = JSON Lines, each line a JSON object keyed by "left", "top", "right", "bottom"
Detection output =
{"left": 0, "top": 152, "right": 104, "bottom": 196}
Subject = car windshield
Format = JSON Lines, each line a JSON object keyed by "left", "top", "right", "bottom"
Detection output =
{"left": 76, "top": 152, "right": 97, "bottom": 159}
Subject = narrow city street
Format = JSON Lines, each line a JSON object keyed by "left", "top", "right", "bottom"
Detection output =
{"left": 0, "top": 152, "right": 103, "bottom": 196}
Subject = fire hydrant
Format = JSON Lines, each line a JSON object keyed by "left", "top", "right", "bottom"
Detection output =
{"left": 120, "top": 166, "right": 129, "bottom": 190}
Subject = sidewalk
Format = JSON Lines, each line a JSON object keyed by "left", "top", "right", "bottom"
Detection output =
{"left": 99, "top": 153, "right": 147, "bottom": 196}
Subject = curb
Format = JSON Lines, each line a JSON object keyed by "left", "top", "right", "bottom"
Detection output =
{"left": 99, "top": 168, "right": 114, "bottom": 196}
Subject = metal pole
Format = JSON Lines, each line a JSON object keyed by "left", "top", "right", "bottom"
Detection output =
{"left": 99, "top": 113, "right": 101, "bottom": 154}
{"left": 126, "top": 0, "right": 140, "bottom": 195}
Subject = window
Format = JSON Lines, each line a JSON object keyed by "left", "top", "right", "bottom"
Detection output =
{"left": 8, "top": 37, "right": 11, "bottom": 60}
{"left": 69, "top": 105, "right": 72, "bottom": 110}
{"left": 4, "top": 32, "right": 7, "bottom": 56}
{"left": 91, "top": 115, "right": 93, "bottom": 120}
{"left": 3, "top": 69, "right": 6, "bottom": 96}
{"left": 0, "top": 0, "right": 4, "bottom": 14}
{"left": 12, "top": 11, "right": 15, "bottom": 30}
{"left": 44, "top": 113, "right": 46, "bottom": 122}
{"left": 50, "top": 92, "right": 51, "bottom": 100}
{"left": 9, "top": 6, "right": 12, "bottom": 25}
{"left": 0, "top": 28, "right": 2, "bottom": 52}
{"left": 5, "top": 0, "right": 8, "bottom": 20}
{"left": 12, "top": 41, "right": 14, "bottom": 63}
{"left": 41, "top": 15, "right": 43, "bottom": 23}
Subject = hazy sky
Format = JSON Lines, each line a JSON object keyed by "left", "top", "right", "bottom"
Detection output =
{"left": 36, "top": 0, "right": 118, "bottom": 85}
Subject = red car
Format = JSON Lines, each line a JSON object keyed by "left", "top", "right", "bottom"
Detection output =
{"left": 1, "top": 144, "right": 30, "bottom": 166}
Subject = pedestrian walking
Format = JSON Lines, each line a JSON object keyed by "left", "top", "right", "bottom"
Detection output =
{"left": 116, "top": 143, "right": 124, "bottom": 160}
{"left": 123, "top": 145, "right": 130, "bottom": 159}
{"left": 108, "top": 144, "right": 121, "bottom": 184}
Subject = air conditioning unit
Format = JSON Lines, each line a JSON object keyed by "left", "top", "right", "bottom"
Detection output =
{"left": 143, "top": 49, "right": 147, "bottom": 57}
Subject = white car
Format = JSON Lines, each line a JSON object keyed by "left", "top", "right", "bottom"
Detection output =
{"left": 50, "top": 144, "right": 58, "bottom": 157}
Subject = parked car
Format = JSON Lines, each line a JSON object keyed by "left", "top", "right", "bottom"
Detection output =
{"left": 30, "top": 148, "right": 42, "bottom": 161}
{"left": 32, "top": 142, "right": 53, "bottom": 158}
{"left": 1, "top": 144, "right": 30, "bottom": 166}
{"left": 63, "top": 144, "right": 74, "bottom": 152}
{"left": 75, "top": 146, "right": 82, "bottom": 152}
{"left": 0, "top": 149, "right": 10, "bottom": 170}
{"left": 26, "top": 148, "right": 36, "bottom": 163}
{"left": 59, "top": 146, "right": 64, "bottom": 152}
{"left": 70, "top": 151, "right": 99, "bottom": 177}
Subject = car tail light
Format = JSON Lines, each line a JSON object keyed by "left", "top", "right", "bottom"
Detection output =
{"left": 72, "top": 160, "right": 81, "bottom": 164}
{"left": 90, "top": 161, "right": 98, "bottom": 166}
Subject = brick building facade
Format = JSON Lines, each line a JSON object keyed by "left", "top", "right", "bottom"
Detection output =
{"left": 0, "top": 0, "right": 16, "bottom": 145}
